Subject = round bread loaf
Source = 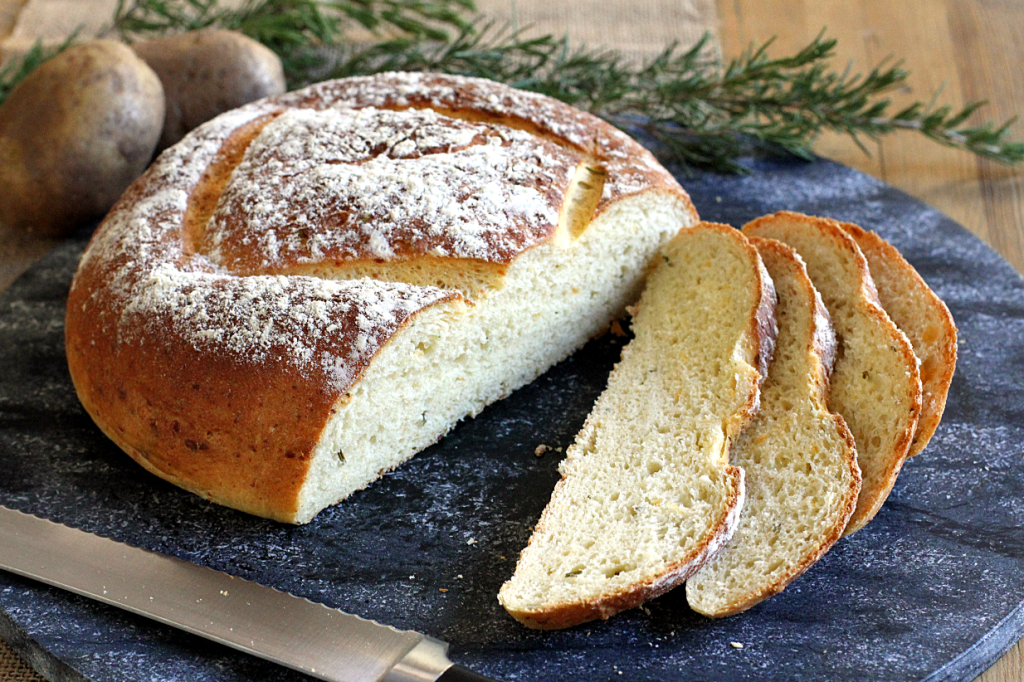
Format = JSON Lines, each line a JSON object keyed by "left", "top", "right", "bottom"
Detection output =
{"left": 65, "top": 72, "right": 697, "bottom": 523}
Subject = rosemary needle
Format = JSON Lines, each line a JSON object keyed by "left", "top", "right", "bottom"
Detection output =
{"left": 1, "top": 0, "right": 1020, "bottom": 173}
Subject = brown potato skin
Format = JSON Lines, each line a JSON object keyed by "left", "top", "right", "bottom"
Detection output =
{"left": 0, "top": 39, "right": 165, "bottom": 236}
{"left": 132, "top": 29, "right": 286, "bottom": 150}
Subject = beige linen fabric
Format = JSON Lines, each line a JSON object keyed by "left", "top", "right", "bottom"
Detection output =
{"left": 475, "top": 0, "right": 717, "bottom": 62}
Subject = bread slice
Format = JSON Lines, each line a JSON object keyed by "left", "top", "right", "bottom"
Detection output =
{"left": 743, "top": 212, "right": 921, "bottom": 535}
{"left": 685, "top": 237, "right": 861, "bottom": 617}
{"left": 840, "top": 222, "right": 957, "bottom": 457}
{"left": 498, "top": 222, "right": 777, "bottom": 629}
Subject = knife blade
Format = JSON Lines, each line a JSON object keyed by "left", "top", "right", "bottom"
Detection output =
{"left": 0, "top": 505, "right": 495, "bottom": 682}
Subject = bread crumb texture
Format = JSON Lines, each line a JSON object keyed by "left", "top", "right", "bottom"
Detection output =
{"left": 839, "top": 222, "right": 956, "bottom": 457}
{"left": 65, "top": 72, "right": 696, "bottom": 523}
{"left": 498, "top": 223, "right": 775, "bottom": 629}
{"left": 686, "top": 237, "right": 861, "bottom": 617}
{"left": 742, "top": 212, "right": 921, "bottom": 535}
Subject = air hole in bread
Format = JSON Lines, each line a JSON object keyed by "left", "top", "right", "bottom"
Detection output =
{"left": 603, "top": 563, "right": 636, "bottom": 579}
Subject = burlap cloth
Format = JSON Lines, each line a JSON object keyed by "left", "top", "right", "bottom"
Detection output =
{"left": 0, "top": 644, "right": 38, "bottom": 682}
{"left": 0, "top": 0, "right": 715, "bottom": 679}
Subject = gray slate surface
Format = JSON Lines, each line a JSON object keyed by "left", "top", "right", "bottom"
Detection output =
{"left": 0, "top": 156, "right": 1023, "bottom": 682}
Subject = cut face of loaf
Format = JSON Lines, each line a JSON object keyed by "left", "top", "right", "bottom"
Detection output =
{"left": 686, "top": 237, "right": 861, "bottom": 618}
{"left": 498, "top": 223, "right": 777, "bottom": 630}
{"left": 840, "top": 222, "right": 957, "bottom": 457}
{"left": 300, "top": 192, "right": 693, "bottom": 522}
{"left": 743, "top": 211, "right": 921, "bottom": 535}
{"left": 65, "top": 73, "right": 698, "bottom": 523}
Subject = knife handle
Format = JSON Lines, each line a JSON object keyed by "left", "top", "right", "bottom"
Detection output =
{"left": 436, "top": 664, "right": 499, "bottom": 682}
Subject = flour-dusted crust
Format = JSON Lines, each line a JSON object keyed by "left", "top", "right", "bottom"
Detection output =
{"left": 499, "top": 223, "right": 777, "bottom": 629}
{"left": 840, "top": 222, "right": 957, "bottom": 457}
{"left": 743, "top": 212, "right": 921, "bottom": 535}
{"left": 66, "top": 73, "right": 696, "bottom": 523}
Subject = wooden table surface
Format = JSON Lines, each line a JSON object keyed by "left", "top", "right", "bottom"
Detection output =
{"left": 716, "top": 5, "right": 1024, "bottom": 680}
{"left": 0, "top": 0, "right": 1022, "bottom": 680}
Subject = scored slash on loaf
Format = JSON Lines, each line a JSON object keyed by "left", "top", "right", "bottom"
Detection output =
{"left": 65, "top": 72, "right": 699, "bottom": 524}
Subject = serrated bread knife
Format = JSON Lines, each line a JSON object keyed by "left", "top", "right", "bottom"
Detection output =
{"left": 0, "top": 505, "right": 495, "bottom": 682}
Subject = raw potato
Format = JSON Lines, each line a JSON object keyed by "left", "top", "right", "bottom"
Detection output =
{"left": 0, "top": 40, "right": 165, "bottom": 236}
{"left": 132, "top": 29, "right": 286, "bottom": 149}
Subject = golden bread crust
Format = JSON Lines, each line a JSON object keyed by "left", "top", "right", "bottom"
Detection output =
{"left": 839, "top": 222, "right": 957, "bottom": 457}
{"left": 500, "top": 223, "right": 776, "bottom": 629}
{"left": 687, "top": 237, "right": 860, "bottom": 618}
{"left": 65, "top": 72, "right": 693, "bottom": 522}
{"left": 742, "top": 211, "right": 921, "bottom": 535}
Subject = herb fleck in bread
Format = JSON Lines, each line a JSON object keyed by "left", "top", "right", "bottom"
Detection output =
{"left": 840, "top": 222, "right": 957, "bottom": 457}
{"left": 498, "top": 223, "right": 777, "bottom": 629}
{"left": 743, "top": 211, "right": 921, "bottom": 535}
{"left": 686, "top": 237, "right": 861, "bottom": 617}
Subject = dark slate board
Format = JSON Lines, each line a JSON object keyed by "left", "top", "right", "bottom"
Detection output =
{"left": 1, "top": 156, "right": 1023, "bottom": 682}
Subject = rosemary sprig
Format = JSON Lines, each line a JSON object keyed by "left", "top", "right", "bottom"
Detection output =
{"left": 2, "top": 0, "right": 1021, "bottom": 173}
{"left": 106, "top": 0, "right": 475, "bottom": 81}
{"left": 319, "top": 25, "right": 1024, "bottom": 172}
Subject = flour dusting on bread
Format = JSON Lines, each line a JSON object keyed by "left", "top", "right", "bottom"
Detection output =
{"left": 207, "top": 107, "right": 578, "bottom": 269}
{"left": 122, "top": 264, "right": 455, "bottom": 390}
{"left": 66, "top": 72, "right": 697, "bottom": 523}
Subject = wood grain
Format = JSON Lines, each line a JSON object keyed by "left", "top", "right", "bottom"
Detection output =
{"left": 0, "top": 1, "right": 1022, "bottom": 681}
{"left": 474, "top": 0, "right": 717, "bottom": 62}
{"left": 720, "top": 0, "right": 1024, "bottom": 274}
{"left": 718, "top": 5, "right": 1024, "bottom": 680}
